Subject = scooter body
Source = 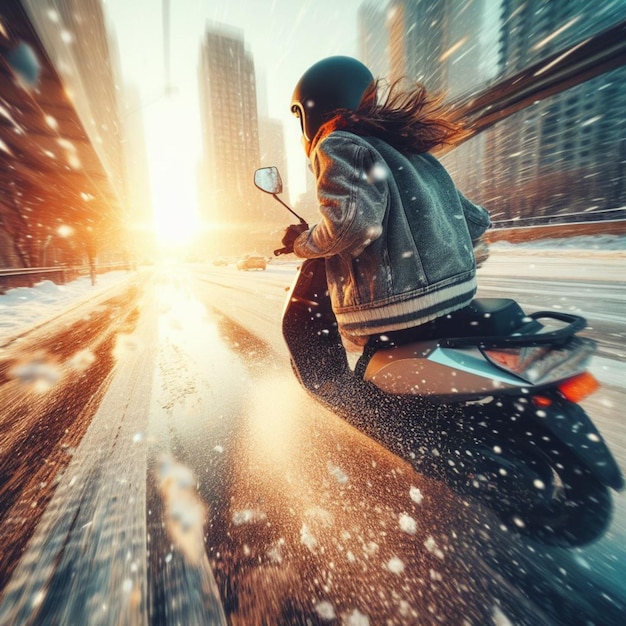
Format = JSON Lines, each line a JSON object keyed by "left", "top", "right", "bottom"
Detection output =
{"left": 254, "top": 166, "right": 624, "bottom": 546}
{"left": 283, "top": 256, "right": 623, "bottom": 547}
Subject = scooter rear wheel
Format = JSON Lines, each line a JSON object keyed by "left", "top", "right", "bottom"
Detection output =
{"left": 448, "top": 397, "right": 616, "bottom": 547}
{"left": 509, "top": 444, "right": 613, "bottom": 547}
{"left": 438, "top": 423, "right": 613, "bottom": 547}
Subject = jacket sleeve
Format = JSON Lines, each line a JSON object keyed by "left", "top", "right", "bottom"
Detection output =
{"left": 293, "top": 135, "right": 388, "bottom": 259}
{"left": 458, "top": 190, "right": 491, "bottom": 241}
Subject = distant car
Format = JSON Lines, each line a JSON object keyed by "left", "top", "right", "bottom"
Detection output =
{"left": 212, "top": 257, "right": 228, "bottom": 266}
{"left": 237, "top": 254, "right": 267, "bottom": 271}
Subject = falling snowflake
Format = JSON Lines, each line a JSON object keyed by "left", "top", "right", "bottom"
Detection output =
{"left": 409, "top": 486, "right": 424, "bottom": 504}
{"left": 399, "top": 513, "right": 417, "bottom": 535}
{"left": 315, "top": 600, "right": 336, "bottom": 620}
{"left": 386, "top": 557, "right": 405, "bottom": 574}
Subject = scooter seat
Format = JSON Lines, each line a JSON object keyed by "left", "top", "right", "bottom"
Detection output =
{"left": 368, "top": 298, "right": 533, "bottom": 349}
{"left": 445, "top": 298, "right": 529, "bottom": 337}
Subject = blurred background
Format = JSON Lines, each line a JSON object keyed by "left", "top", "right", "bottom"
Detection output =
{"left": 1, "top": 3, "right": 625, "bottom": 623}
{"left": 1, "top": 0, "right": 624, "bottom": 266}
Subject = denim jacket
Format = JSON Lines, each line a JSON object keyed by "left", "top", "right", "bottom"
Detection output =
{"left": 293, "top": 131, "right": 491, "bottom": 341}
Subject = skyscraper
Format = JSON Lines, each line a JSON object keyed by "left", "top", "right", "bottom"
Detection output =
{"left": 7, "top": 0, "right": 130, "bottom": 265}
{"left": 387, "top": 0, "right": 449, "bottom": 92}
{"left": 197, "top": 25, "right": 261, "bottom": 253}
{"left": 487, "top": 0, "right": 626, "bottom": 220}
{"left": 378, "top": 1, "right": 489, "bottom": 203}
{"left": 358, "top": 2, "right": 389, "bottom": 81}
{"left": 24, "top": 0, "right": 127, "bottom": 204}
{"left": 120, "top": 85, "right": 155, "bottom": 260}
{"left": 386, "top": 0, "right": 486, "bottom": 97}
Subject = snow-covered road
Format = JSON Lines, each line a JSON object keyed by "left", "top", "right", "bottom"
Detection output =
{"left": 0, "top": 245, "right": 624, "bottom": 624}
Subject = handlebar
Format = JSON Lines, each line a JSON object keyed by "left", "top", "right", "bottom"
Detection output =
{"left": 274, "top": 221, "right": 309, "bottom": 256}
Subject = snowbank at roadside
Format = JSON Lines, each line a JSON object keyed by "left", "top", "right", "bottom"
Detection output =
{"left": 1, "top": 234, "right": 623, "bottom": 343}
{"left": 0, "top": 270, "right": 134, "bottom": 343}
{"left": 490, "top": 234, "right": 625, "bottom": 254}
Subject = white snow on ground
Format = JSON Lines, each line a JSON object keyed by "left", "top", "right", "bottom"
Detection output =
{"left": 1, "top": 236, "right": 623, "bottom": 341}
{"left": 490, "top": 234, "right": 625, "bottom": 252}
{"left": 0, "top": 270, "right": 133, "bottom": 342}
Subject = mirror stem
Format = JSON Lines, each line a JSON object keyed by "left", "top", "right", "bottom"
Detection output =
{"left": 273, "top": 194, "right": 308, "bottom": 225}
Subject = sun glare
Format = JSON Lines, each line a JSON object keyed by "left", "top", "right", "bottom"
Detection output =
{"left": 153, "top": 202, "right": 199, "bottom": 247}
{"left": 145, "top": 96, "right": 202, "bottom": 249}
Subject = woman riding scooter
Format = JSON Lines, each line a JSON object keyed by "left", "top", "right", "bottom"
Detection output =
{"left": 259, "top": 57, "right": 621, "bottom": 546}
{"left": 280, "top": 56, "right": 491, "bottom": 394}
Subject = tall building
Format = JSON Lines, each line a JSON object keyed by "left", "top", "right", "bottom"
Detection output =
{"left": 485, "top": 0, "right": 626, "bottom": 221}
{"left": 5, "top": 0, "right": 130, "bottom": 266}
{"left": 386, "top": 0, "right": 486, "bottom": 97}
{"left": 256, "top": 67, "right": 289, "bottom": 203}
{"left": 387, "top": 0, "right": 449, "bottom": 93}
{"left": 381, "top": 1, "right": 490, "bottom": 202}
{"left": 257, "top": 115, "right": 294, "bottom": 252}
{"left": 197, "top": 25, "right": 261, "bottom": 254}
{"left": 23, "top": 0, "right": 127, "bottom": 204}
{"left": 358, "top": 2, "right": 389, "bottom": 82}
{"left": 258, "top": 117, "right": 288, "bottom": 198}
{"left": 445, "top": 0, "right": 487, "bottom": 99}
{"left": 498, "top": 0, "right": 623, "bottom": 77}
{"left": 120, "top": 85, "right": 155, "bottom": 260}
{"left": 382, "top": 0, "right": 626, "bottom": 223}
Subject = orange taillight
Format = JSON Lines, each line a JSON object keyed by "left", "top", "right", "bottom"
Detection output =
{"left": 533, "top": 395, "right": 553, "bottom": 407}
{"left": 558, "top": 372, "right": 600, "bottom": 403}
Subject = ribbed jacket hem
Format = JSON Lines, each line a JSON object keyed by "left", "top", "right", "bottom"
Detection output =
{"left": 336, "top": 276, "right": 478, "bottom": 337}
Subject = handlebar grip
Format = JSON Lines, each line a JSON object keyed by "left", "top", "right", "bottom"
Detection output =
{"left": 274, "top": 247, "right": 291, "bottom": 256}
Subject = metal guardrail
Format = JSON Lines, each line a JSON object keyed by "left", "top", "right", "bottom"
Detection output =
{"left": 492, "top": 212, "right": 626, "bottom": 229}
{"left": 0, "top": 266, "right": 80, "bottom": 292}
{"left": 0, "top": 266, "right": 77, "bottom": 277}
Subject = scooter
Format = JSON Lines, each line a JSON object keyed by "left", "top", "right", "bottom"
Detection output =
{"left": 254, "top": 166, "right": 624, "bottom": 547}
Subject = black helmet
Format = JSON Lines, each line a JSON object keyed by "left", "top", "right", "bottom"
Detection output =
{"left": 291, "top": 56, "right": 374, "bottom": 142}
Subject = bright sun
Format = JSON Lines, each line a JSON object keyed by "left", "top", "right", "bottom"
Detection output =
{"left": 145, "top": 96, "right": 202, "bottom": 249}
{"left": 153, "top": 199, "right": 200, "bottom": 247}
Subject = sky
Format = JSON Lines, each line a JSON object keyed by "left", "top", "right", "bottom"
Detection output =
{"left": 102, "top": 0, "right": 366, "bottom": 243}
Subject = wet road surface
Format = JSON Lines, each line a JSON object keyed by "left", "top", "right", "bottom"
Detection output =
{"left": 0, "top": 258, "right": 624, "bottom": 624}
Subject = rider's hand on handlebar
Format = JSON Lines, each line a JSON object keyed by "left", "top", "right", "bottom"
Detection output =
{"left": 281, "top": 223, "right": 308, "bottom": 254}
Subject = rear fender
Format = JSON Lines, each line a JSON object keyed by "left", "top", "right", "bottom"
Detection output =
{"left": 522, "top": 394, "right": 624, "bottom": 491}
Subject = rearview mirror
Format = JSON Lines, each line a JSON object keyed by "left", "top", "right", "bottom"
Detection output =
{"left": 254, "top": 167, "right": 282, "bottom": 195}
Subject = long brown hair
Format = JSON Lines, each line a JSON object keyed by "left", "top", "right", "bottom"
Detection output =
{"left": 318, "top": 78, "right": 467, "bottom": 154}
